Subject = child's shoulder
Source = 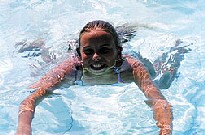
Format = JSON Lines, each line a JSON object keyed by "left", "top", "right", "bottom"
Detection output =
{"left": 119, "top": 55, "right": 140, "bottom": 72}
{"left": 123, "top": 55, "right": 142, "bottom": 66}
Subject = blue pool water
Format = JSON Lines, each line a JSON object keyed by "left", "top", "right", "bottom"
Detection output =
{"left": 0, "top": 0, "right": 205, "bottom": 134}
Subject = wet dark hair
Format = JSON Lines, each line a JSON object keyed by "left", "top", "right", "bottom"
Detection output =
{"left": 76, "top": 20, "right": 123, "bottom": 66}
{"left": 79, "top": 20, "right": 120, "bottom": 47}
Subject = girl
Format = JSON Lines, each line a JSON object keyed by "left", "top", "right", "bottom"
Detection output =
{"left": 16, "top": 20, "right": 172, "bottom": 135}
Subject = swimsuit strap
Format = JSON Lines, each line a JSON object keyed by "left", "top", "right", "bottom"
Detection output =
{"left": 113, "top": 67, "right": 124, "bottom": 83}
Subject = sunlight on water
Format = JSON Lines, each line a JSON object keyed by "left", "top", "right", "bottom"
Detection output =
{"left": 0, "top": 0, "right": 205, "bottom": 135}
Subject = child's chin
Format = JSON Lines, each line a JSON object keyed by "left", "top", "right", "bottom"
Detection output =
{"left": 88, "top": 67, "right": 111, "bottom": 75}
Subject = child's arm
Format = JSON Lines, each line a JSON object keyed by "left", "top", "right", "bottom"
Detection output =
{"left": 29, "top": 56, "right": 80, "bottom": 90}
{"left": 16, "top": 57, "right": 80, "bottom": 135}
{"left": 125, "top": 55, "right": 173, "bottom": 135}
{"left": 16, "top": 88, "right": 47, "bottom": 135}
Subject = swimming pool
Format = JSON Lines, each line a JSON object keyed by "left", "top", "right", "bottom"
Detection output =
{"left": 0, "top": 0, "right": 205, "bottom": 134}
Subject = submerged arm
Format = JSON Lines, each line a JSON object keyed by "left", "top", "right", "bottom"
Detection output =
{"left": 126, "top": 56, "right": 173, "bottom": 135}
{"left": 16, "top": 57, "right": 80, "bottom": 135}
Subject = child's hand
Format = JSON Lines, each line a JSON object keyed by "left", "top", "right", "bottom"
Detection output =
{"left": 159, "top": 124, "right": 172, "bottom": 135}
{"left": 152, "top": 99, "right": 173, "bottom": 135}
{"left": 16, "top": 125, "right": 31, "bottom": 135}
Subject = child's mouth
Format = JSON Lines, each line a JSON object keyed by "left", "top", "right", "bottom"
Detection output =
{"left": 87, "top": 63, "right": 111, "bottom": 75}
{"left": 90, "top": 64, "right": 107, "bottom": 70}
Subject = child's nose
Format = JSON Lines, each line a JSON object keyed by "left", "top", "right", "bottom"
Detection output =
{"left": 92, "top": 53, "right": 101, "bottom": 61}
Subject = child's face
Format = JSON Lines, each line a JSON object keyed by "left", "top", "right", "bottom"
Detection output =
{"left": 79, "top": 30, "right": 118, "bottom": 75}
